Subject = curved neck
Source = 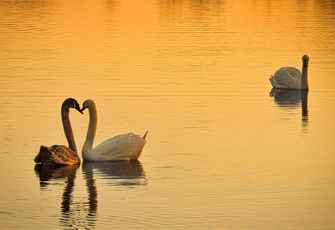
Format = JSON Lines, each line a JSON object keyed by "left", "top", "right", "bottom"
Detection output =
{"left": 62, "top": 107, "right": 78, "bottom": 154}
{"left": 301, "top": 62, "right": 309, "bottom": 90}
{"left": 83, "top": 102, "right": 98, "bottom": 151}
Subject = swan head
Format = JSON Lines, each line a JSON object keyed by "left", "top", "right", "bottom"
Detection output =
{"left": 81, "top": 99, "right": 95, "bottom": 113}
{"left": 302, "top": 54, "right": 309, "bottom": 67}
{"left": 63, "top": 98, "right": 83, "bottom": 114}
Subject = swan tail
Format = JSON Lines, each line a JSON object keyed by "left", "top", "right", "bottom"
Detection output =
{"left": 269, "top": 75, "right": 275, "bottom": 87}
{"left": 34, "top": 151, "right": 41, "bottom": 163}
{"left": 142, "top": 131, "right": 148, "bottom": 140}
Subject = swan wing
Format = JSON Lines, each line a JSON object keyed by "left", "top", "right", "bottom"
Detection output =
{"left": 270, "top": 67, "right": 301, "bottom": 89}
{"left": 94, "top": 133, "right": 146, "bottom": 161}
{"left": 284, "top": 67, "right": 301, "bottom": 80}
{"left": 38, "top": 145, "right": 80, "bottom": 165}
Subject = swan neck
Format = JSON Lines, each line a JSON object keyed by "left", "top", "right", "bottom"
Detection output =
{"left": 301, "top": 62, "right": 309, "bottom": 90}
{"left": 62, "top": 107, "right": 78, "bottom": 154}
{"left": 83, "top": 103, "right": 98, "bottom": 151}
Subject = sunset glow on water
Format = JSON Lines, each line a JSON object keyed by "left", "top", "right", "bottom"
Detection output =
{"left": 1, "top": 0, "right": 335, "bottom": 229}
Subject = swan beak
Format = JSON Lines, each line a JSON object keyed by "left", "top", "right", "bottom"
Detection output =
{"left": 75, "top": 105, "right": 84, "bottom": 114}
{"left": 80, "top": 107, "right": 87, "bottom": 113}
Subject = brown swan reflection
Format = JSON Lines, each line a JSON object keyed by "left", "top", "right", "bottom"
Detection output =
{"left": 34, "top": 164, "right": 79, "bottom": 187}
{"left": 270, "top": 88, "right": 308, "bottom": 130}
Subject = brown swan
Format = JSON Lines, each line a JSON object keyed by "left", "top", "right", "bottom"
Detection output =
{"left": 34, "top": 98, "right": 82, "bottom": 165}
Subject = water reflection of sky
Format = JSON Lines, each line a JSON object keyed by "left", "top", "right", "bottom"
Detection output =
{"left": 1, "top": 0, "right": 335, "bottom": 229}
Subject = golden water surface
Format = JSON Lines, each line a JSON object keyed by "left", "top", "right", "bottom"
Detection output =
{"left": 0, "top": 0, "right": 335, "bottom": 229}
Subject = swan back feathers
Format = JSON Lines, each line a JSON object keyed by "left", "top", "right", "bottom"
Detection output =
{"left": 37, "top": 145, "right": 81, "bottom": 166}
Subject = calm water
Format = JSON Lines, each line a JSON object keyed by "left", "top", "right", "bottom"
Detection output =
{"left": 1, "top": 0, "right": 335, "bottom": 229}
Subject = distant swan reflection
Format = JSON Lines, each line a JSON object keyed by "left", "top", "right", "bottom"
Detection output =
{"left": 270, "top": 88, "right": 309, "bottom": 131}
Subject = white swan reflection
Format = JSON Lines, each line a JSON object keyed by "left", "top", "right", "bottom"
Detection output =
{"left": 270, "top": 88, "right": 308, "bottom": 131}
{"left": 34, "top": 160, "right": 146, "bottom": 229}
{"left": 82, "top": 160, "right": 147, "bottom": 187}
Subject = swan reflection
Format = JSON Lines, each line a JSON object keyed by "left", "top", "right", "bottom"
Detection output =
{"left": 34, "top": 164, "right": 79, "bottom": 188}
{"left": 34, "top": 160, "right": 146, "bottom": 229}
{"left": 82, "top": 160, "right": 147, "bottom": 188}
{"left": 34, "top": 164, "right": 97, "bottom": 229}
{"left": 270, "top": 88, "right": 309, "bottom": 131}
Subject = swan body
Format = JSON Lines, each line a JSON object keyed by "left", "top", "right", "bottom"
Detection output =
{"left": 81, "top": 99, "right": 147, "bottom": 161}
{"left": 269, "top": 55, "right": 309, "bottom": 89}
{"left": 34, "top": 98, "right": 82, "bottom": 166}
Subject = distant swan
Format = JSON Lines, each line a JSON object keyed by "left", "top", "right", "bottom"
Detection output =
{"left": 269, "top": 55, "right": 309, "bottom": 89}
{"left": 34, "top": 98, "right": 82, "bottom": 165}
{"left": 81, "top": 99, "right": 147, "bottom": 161}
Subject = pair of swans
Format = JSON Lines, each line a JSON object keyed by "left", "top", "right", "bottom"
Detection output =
{"left": 270, "top": 54, "right": 309, "bottom": 90}
{"left": 34, "top": 98, "right": 147, "bottom": 165}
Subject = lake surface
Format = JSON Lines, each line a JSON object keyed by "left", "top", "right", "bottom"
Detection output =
{"left": 1, "top": 0, "right": 335, "bottom": 229}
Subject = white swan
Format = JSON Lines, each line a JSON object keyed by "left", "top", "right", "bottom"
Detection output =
{"left": 81, "top": 99, "right": 147, "bottom": 161}
{"left": 269, "top": 55, "right": 309, "bottom": 89}
{"left": 34, "top": 98, "right": 82, "bottom": 165}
